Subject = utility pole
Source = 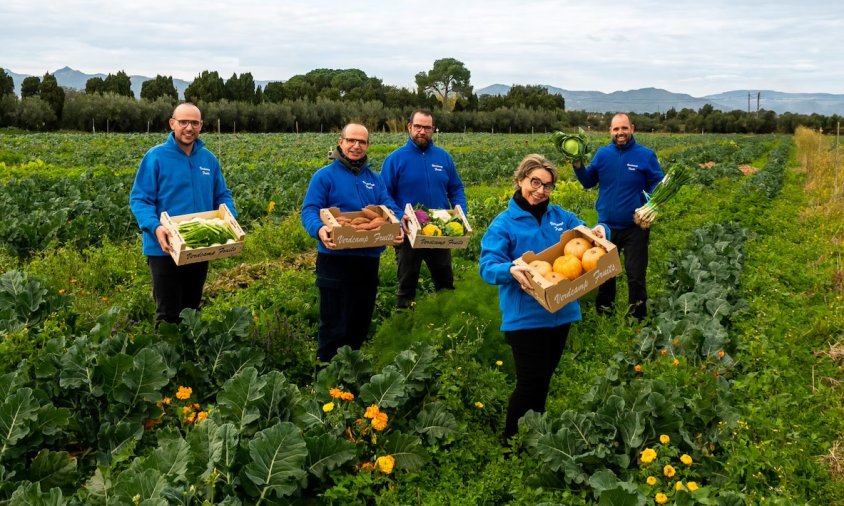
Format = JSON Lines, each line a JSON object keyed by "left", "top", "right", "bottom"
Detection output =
{"left": 757, "top": 92, "right": 761, "bottom": 113}
{"left": 747, "top": 92, "right": 751, "bottom": 114}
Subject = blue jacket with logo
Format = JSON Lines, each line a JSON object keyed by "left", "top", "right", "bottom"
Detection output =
{"left": 301, "top": 158, "right": 401, "bottom": 258}
{"left": 574, "top": 136, "right": 663, "bottom": 229}
{"left": 480, "top": 199, "right": 608, "bottom": 331}
{"left": 129, "top": 133, "right": 236, "bottom": 257}
{"left": 380, "top": 137, "right": 467, "bottom": 213}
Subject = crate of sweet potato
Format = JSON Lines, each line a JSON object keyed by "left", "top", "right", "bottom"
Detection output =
{"left": 319, "top": 205, "right": 402, "bottom": 249}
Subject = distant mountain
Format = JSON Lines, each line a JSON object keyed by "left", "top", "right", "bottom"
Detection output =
{"left": 6, "top": 67, "right": 844, "bottom": 115}
{"left": 6, "top": 67, "right": 272, "bottom": 100}
{"left": 476, "top": 84, "right": 844, "bottom": 116}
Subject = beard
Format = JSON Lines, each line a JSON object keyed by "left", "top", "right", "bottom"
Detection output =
{"left": 412, "top": 134, "right": 430, "bottom": 149}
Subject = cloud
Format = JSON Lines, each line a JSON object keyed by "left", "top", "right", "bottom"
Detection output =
{"left": 3, "top": 0, "right": 844, "bottom": 96}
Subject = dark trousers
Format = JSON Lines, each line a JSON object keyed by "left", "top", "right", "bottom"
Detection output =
{"left": 394, "top": 240, "right": 454, "bottom": 307}
{"left": 503, "top": 324, "right": 570, "bottom": 440}
{"left": 315, "top": 253, "right": 380, "bottom": 362}
{"left": 596, "top": 226, "right": 650, "bottom": 320}
{"left": 148, "top": 255, "right": 209, "bottom": 325}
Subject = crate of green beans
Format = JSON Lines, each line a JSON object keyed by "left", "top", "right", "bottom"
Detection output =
{"left": 160, "top": 204, "right": 246, "bottom": 265}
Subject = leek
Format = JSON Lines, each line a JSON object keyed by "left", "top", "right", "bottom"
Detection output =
{"left": 633, "top": 164, "right": 694, "bottom": 228}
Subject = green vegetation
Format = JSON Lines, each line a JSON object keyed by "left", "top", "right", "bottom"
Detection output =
{"left": 0, "top": 131, "right": 841, "bottom": 504}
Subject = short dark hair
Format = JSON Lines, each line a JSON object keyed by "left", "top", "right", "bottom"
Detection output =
{"left": 408, "top": 109, "right": 434, "bottom": 125}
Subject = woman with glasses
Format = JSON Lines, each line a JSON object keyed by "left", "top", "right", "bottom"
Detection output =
{"left": 479, "top": 154, "right": 608, "bottom": 442}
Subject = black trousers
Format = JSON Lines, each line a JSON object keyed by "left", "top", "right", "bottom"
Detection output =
{"left": 315, "top": 253, "right": 380, "bottom": 362}
{"left": 148, "top": 255, "right": 209, "bottom": 325}
{"left": 596, "top": 225, "right": 650, "bottom": 320}
{"left": 394, "top": 239, "right": 454, "bottom": 307}
{"left": 503, "top": 323, "right": 570, "bottom": 440}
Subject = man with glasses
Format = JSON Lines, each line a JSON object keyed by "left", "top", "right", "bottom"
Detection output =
{"left": 130, "top": 102, "right": 237, "bottom": 327}
{"left": 571, "top": 113, "right": 663, "bottom": 320}
{"left": 381, "top": 109, "right": 467, "bottom": 309}
{"left": 301, "top": 123, "right": 404, "bottom": 362}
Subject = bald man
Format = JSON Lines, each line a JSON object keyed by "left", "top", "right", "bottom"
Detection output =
{"left": 130, "top": 103, "right": 237, "bottom": 326}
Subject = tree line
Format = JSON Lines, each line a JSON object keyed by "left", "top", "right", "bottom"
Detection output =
{"left": 0, "top": 59, "right": 840, "bottom": 135}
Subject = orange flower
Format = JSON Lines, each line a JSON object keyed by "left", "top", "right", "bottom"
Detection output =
{"left": 717, "top": 350, "right": 726, "bottom": 359}
{"left": 329, "top": 388, "right": 343, "bottom": 399}
{"left": 371, "top": 412, "right": 389, "bottom": 431}
{"left": 100, "top": 297, "right": 109, "bottom": 303}
{"left": 58, "top": 289, "right": 66, "bottom": 295}
{"left": 185, "top": 412, "right": 196, "bottom": 424}
{"left": 176, "top": 386, "right": 192, "bottom": 400}
{"left": 341, "top": 391, "right": 355, "bottom": 401}
{"left": 364, "top": 405, "right": 381, "bottom": 419}
{"left": 196, "top": 411, "right": 208, "bottom": 424}
{"left": 634, "top": 364, "right": 643, "bottom": 373}
{"left": 376, "top": 455, "right": 396, "bottom": 474}
{"left": 162, "top": 397, "right": 172, "bottom": 405}
{"left": 672, "top": 358, "right": 680, "bottom": 366}
{"left": 660, "top": 348, "right": 668, "bottom": 356}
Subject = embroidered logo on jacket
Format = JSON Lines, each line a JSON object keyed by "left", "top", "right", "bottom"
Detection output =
{"left": 549, "top": 220, "right": 567, "bottom": 232}
{"left": 431, "top": 164, "right": 444, "bottom": 171}
{"left": 199, "top": 166, "right": 211, "bottom": 176}
{"left": 626, "top": 163, "right": 639, "bottom": 171}
{"left": 362, "top": 181, "right": 375, "bottom": 190}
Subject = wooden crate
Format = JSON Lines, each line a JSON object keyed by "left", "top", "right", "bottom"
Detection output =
{"left": 319, "top": 205, "right": 401, "bottom": 250}
{"left": 160, "top": 204, "right": 245, "bottom": 266}
{"left": 513, "top": 225, "right": 621, "bottom": 313}
{"left": 405, "top": 204, "right": 472, "bottom": 249}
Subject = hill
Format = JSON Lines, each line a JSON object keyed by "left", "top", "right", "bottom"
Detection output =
{"left": 6, "top": 67, "right": 844, "bottom": 115}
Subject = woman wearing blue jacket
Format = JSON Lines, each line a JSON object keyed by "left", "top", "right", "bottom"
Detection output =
{"left": 480, "top": 154, "right": 607, "bottom": 441}
{"left": 301, "top": 123, "right": 403, "bottom": 363}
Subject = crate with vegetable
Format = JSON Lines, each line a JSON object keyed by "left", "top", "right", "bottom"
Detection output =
{"left": 513, "top": 225, "right": 621, "bottom": 313}
{"left": 319, "top": 205, "right": 402, "bottom": 250}
{"left": 405, "top": 204, "right": 472, "bottom": 249}
{"left": 160, "top": 204, "right": 246, "bottom": 266}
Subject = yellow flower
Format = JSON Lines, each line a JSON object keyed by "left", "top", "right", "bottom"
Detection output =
{"left": 655, "top": 492, "right": 668, "bottom": 504}
{"left": 182, "top": 406, "right": 192, "bottom": 415}
{"left": 672, "top": 358, "right": 680, "bottom": 366}
{"left": 322, "top": 402, "right": 335, "bottom": 413}
{"left": 58, "top": 289, "right": 66, "bottom": 295}
{"left": 663, "top": 465, "right": 676, "bottom": 478}
{"left": 640, "top": 448, "right": 657, "bottom": 464}
{"left": 687, "top": 481, "right": 699, "bottom": 491}
{"left": 364, "top": 405, "right": 381, "bottom": 419}
{"left": 371, "top": 412, "right": 388, "bottom": 431}
{"left": 185, "top": 412, "right": 196, "bottom": 424}
{"left": 660, "top": 348, "right": 668, "bottom": 356}
{"left": 675, "top": 481, "right": 684, "bottom": 491}
{"left": 646, "top": 476, "right": 657, "bottom": 486}
{"left": 475, "top": 401, "right": 484, "bottom": 409}
{"left": 660, "top": 434, "right": 670, "bottom": 444}
{"left": 100, "top": 296, "right": 109, "bottom": 303}
{"left": 196, "top": 411, "right": 208, "bottom": 424}
{"left": 680, "top": 454, "right": 693, "bottom": 465}
{"left": 162, "top": 397, "right": 172, "bottom": 405}
{"left": 634, "top": 364, "right": 643, "bottom": 373}
{"left": 376, "top": 455, "right": 396, "bottom": 474}
{"left": 267, "top": 200, "right": 276, "bottom": 214}
{"left": 176, "top": 386, "right": 192, "bottom": 400}
{"left": 495, "top": 360, "right": 503, "bottom": 366}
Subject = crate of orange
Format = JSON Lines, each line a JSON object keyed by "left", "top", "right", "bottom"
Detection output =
{"left": 512, "top": 225, "right": 621, "bottom": 313}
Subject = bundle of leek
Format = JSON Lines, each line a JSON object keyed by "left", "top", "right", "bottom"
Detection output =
{"left": 177, "top": 217, "right": 238, "bottom": 248}
{"left": 551, "top": 127, "right": 591, "bottom": 164}
{"left": 633, "top": 164, "right": 694, "bottom": 229}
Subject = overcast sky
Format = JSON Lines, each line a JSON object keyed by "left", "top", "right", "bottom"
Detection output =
{"left": 3, "top": 0, "right": 844, "bottom": 97}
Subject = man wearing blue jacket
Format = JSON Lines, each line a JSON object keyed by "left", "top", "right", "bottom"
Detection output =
{"left": 572, "top": 113, "right": 663, "bottom": 320}
{"left": 130, "top": 103, "right": 236, "bottom": 326}
{"left": 301, "top": 123, "right": 404, "bottom": 362}
{"left": 381, "top": 109, "right": 467, "bottom": 309}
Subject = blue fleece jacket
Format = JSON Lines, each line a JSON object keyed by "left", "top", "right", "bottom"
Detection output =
{"left": 380, "top": 138, "right": 467, "bottom": 213}
{"left": 129, "top": 133, "right": 236, "bottom": 257}
{"left": 480, "top": 199, "right": 607, "bottom": 331}
{"left": 301, "top": 158, "right": 402, "bottom": 258}
{"left": 574, "top": 136, "right": 663, "bottom": 229}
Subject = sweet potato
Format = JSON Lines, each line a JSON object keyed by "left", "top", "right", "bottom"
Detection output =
{"left": 361, "top": 207, "right": 380, "bottom": 220}
{"left": 350, "top": 217, "right": 370, "bottom": 226}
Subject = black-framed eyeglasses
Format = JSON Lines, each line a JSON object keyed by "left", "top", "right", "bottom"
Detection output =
{"left": 529, "top": 177, "right": 555, "bottom": 192}
{"left": 411, "top": 124, "right": 433, "bottom": 132}
{"left": 342, "top": 137, "right": 369, "bottom": 146}
{"left": 173, "top": 119, "right": 202, "bottom": 128}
